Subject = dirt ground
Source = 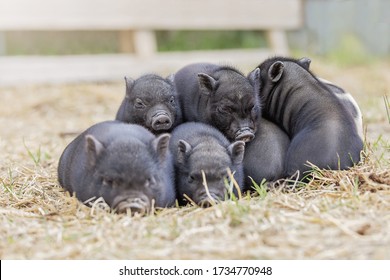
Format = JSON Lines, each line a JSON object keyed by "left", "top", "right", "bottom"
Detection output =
{"left": 0, "top": 58, "right": 389, "bottom": 259}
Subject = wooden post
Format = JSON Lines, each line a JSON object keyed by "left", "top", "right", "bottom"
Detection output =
{"left": 267, "top": 30, "right": 290, "bottom": 55}
{"left": 132, "top": 30, "right": 157, "bottom": 58}
{"left": 119, "top": 30, "right": 135, "bottom": 53}
{"left": 0, "top": 32, "right": 6, "bottom": 55}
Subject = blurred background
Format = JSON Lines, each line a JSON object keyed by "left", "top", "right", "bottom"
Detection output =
{"left": 0, "top": 0, "right": 389, "bottom": 56}
{"left": 0, "top": 0, "right": 388, "bottom": 85}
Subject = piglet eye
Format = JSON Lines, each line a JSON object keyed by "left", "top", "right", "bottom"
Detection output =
{"left": 145, "top": 177, "right": 157, "bottom": 188}
{"left": 219, "top": 171, "right": 228, "bottom": 179}
{"left": 218, "top": 106, "right": 231, "bottom": 114}
{"left": 188, "top": 175, "right": 195, "bottom": 183}
{"left": 169, "top": 96, "right": 175, "bottom": 105}
{"left": 102, "top": 177, "right": 114, "bottom": 186}
{"left": 250, "top": 105, "right": 259, "bottom": 118}
{"left": 134, "top": 98, "right": 146, "bottom": 109}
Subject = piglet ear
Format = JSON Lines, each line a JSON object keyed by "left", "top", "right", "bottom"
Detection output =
{"left": 85, "top": 135, "right": 104, "bottom": 167}
{"left": 298, "top": 57, "right": 311, "bottom": 70}
{"left": 268, "top": 61, "right": 284, "bottom": 82}
{"left": 248, "top": 67, "right": 260, "bottom": 84}
{"left": 198, "top": 73, "right": 218, "bottom": 96}
{"left": 166, "top": 73, "right": 175, "bottom": 84}
{"left": 248, "top": 67, "right": 261, "bottom": 93}
{"left": 177, "top": 140, "right": 192, "bottom": 165}
{"left": 228, "top": 141, "right": 245, "bottom": 165}
{"left": 152, "top": 133, "right": 171, "bottom": 163}
{"left": 124, "top": 76, "right": 135, "bottom": 98}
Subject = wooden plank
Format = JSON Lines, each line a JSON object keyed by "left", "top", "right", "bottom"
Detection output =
{"left": 0, "top": 0, "right": 303, "bottom": 30}
{"left": 0, "top": 49, "right": 271, "bottom": 86}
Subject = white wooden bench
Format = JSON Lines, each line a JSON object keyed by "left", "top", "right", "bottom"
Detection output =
{"left": 0, "top": 0, "right": 303, "bottom": 57}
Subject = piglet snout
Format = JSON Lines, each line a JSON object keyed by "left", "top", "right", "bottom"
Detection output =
{"left": 152, "top": 111, "right": 172, "bottom": 131}
{"left": 235, "top": 128, "right": 255, "bottom": 143}
{"left": 114, "top": 197, "right": 150, "bottom": 216}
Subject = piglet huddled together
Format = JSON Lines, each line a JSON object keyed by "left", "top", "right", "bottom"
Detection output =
{"left": 58, "top": 121, "right": 175, "bottom": 215}
{"left": 169, "top": 122, "right": 245, "bottom": 207}
{"left": 115, "top": 74, "right": 182, "bottom": 133}
{"left": 58, "top": 57, "right": 364, "bottom": 214}
{"left": 250, "top": 57, "right": 363, "bottom": 180}
{"left": 174, "top": 63, "right": 260, "bottom": 143}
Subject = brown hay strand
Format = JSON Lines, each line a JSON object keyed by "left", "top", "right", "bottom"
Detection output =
{"left": 201, "top": 170, "right": 217, "bottom": 206}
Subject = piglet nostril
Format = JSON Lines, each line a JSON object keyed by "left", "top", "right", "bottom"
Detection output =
{"left": 199, "top": 199, "right": 214, "bottom": 208}
{"left": 152, "top": 114, "right": 172, "bottom": 130}
{"left": 235, "top": 129, "right": 255, "bottom": 143}
{"left": 129, "top": 206, "right": 147, "bottom": 216}
{"left": 197, "top": 191, "right": 224, "bottom": 207}
{"left": 115, "top": 197, "right": 150, "bottom": 216}
{"left": 156, "top": 117, "right": 170, "bottom": 125}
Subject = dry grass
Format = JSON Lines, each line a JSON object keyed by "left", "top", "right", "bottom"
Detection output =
{"left": 1, "top": 58, "right": 389, "bottom": 259}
